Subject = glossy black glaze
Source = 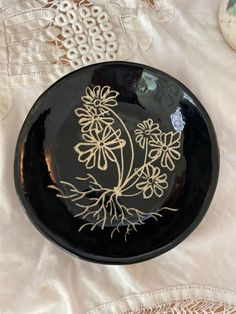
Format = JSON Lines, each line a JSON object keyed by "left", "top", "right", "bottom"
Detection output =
{"left": 14, "top": 61, "right": 219, "bottom": 264}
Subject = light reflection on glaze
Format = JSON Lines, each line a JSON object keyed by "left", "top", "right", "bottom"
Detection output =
{"left": 171, "top": 107, "right": 185, "bottom": 132}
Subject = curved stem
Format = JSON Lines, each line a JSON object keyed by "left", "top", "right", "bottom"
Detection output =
{"left": 105, "top": 106, "right": 134, "bottom": 187}
{"left": 112, "top": 153, "right": 122, "bottom": 186}
{"left": 121, "top": 139, "right": 149, "bottom": 192}
{"left": 120, "top": 146, "right": 124, "bottom": 185}
{"left": 122, "top": 191, "right": 143, "bottom": 197}
{"left": 105, "top": 123, "right": 124, "bottom": 187}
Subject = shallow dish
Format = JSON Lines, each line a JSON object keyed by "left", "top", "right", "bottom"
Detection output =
{"left": 14, "top": 61, "right": 219, "bottom": 264}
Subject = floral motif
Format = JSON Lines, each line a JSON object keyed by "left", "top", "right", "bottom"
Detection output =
{"left": 136, "top": 165, "right": 168, "bottom": 198}
{"left": 75, "top": 106, "right": 114, "bottom": 132}
{"left": 134, "top": 119, "right": 161, "bottom": 149}
{"left": 82, "top": 86, "right": 119, "bottom": 108}
{"left": 149, "top": 131, "right": 181, "bottom": 171}
{"left": 74, "top": 126, "right": 125, "bottom": 171}
{"left": 49, "top": 85, "right": 182, "bottom": 240}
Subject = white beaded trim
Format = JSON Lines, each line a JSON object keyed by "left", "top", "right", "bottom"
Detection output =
{"left": 81, "top": 54, "right": 94, "bottom": 65}
{"left": 72, "top": 21, "right": 84, "bottom": 34}
{"left": 91, "top": 5, "right": 103, "bottom": 17}
{"left": 55, "top": 12, "right": 68, "bottom": 27}
{"left": 64, "top": 37, "right": 76, "bottom": 49}
{"left": 78, "top": 6, "right": 91, "bottom": 19}
{"left": 75, "top": 33, "right": 87, "bottom": 45}
{"left": 67, "top": 47, "right": 79, "bottom": 59}
{"left": 67, "top": 9, "right": 78, "bottom": 23}
{"left": 54, "top": 1, "right": 118, "bottom": 68}
{"left": 62, "top": 25, "right": 74, "bottom": 38}
{"left": 59, "top": 1, "right": 72, "bottom": 13}
{"left": 2, "top": 0, "right": 120, "bottom": 88}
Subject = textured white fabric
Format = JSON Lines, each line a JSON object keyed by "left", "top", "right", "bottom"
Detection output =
{"left": 88, "top": 286, "right": 236, "bottom": 313}
{"left": 0, "top": 0, "right": 236, "bottom": 313}
{"left": 0, "top": 0, "right": 174, "bottom": 90}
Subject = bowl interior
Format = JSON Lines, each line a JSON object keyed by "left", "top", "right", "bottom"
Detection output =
{"left": 15, "top": 62, "right": 219, "bottom": 264}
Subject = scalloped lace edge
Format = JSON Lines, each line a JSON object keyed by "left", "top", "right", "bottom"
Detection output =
{"left": 87, "top": 285, "right": 236, "bottom": 314}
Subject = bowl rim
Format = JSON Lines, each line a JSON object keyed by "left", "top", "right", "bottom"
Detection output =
{"left": 14, "top": 60, "right": 220, "bottom": 265}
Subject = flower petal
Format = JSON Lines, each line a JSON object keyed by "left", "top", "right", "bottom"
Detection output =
{"left": 104, "top": 147, "right": 116, "bottom": 162}
{"left": 160, "top": 132, "right": 168, "bottom": 146}
{"left": 136, "top": 181, "right": 148, "bottom": 190}
{"left": 86, "top": 86, "right": 94, "bottom": 98}
{"left": 149, "top": 134, "right": 161, "bottom": 147}
{"left": 151, "top": 165, "right": 160, "bottom": 177}
{"left": 80, "top": 121, "right": 94, "bottom": 132}
{"left": 146, "top": 118, "right": 153, "bottom": 128}
{"left": 100, "top": 86, "right": 110, "bottom": 99}
{"left": 105, "top": 90, "right": 119, "bottom": 100}
{"left": 82, "top": 132, "right": 97, "bottom": 143}
{"left": 156, "top": 180, "right": 168, "bottom": 189}
{"left": 75, "top": 107, "right": 88, "bottom": 117}
{"left": 115, "top": 128, "right": 121, "bottom": 138}
{"left": 143, "top": 186, "right": 154, "bottom": 199}
{"left": 81, "top": 97, "right": 93, "bottom": 105}
{"left": 102, "top": 126, "right": 112, "bottom": 141}
{"left": 137, "top": 122, "right": 145, "bottom": 130}
{"left": 93, "top": 121, "right": 103, "bottom": 133}
{"left": 157, "top": 173, "right": 167, "bottom": 182}
{"left": 85, "top": 151, "right": 97, "bottom": 169}
{"left": 135, "top": 134, "right": 143, "bottom": 142}
{"left": 134, "top": 129, "right": 143, "bottom": 135}
{"left": 169, "top": 148, "right": 181, "bottom": 160}
{"left": 171, "top": 131, "right": 181, "bottom": 145}
{"left": 150, "top": 132, "right": 161, "bottom": 141}
{"left": 153, "top": 185, "right": 164, "bottom": 197}
{"left": 149, "top": 148, "right": 162, "bottom": 160}
{"left": 161, "top": 151, "right": 175, "bottom": 171}
{"left": 152, "top": 123, "right": 160, "bottom": 131}
{"left": 79, "top": 117, "right": 90, "bottom": 125}
{"left": 103, "top": 99, "right": 117, "bottom": 107}
{"left": 104, "top": 128, "right": 121, "bottom": 143}
{"left": 143, "top": 120, "right": 149, "bottom": 129}
{"left": 140, "top": 138, "right": 145, "bottom": 149}
{"left": 170, "top": 143, "right": 181, "bottom": 150}
{"left": 74, "top": 142, "right": 95, "bottom": 156}
{"left": 102, "top": 117, "right": 114, "bottom": 125}
{"left": 75, "top": 144, "right": 98, "bottom": 169}
{"left": 98, "top": 148, "right": 108, "bottom": 171}
{"left": 93, "top": 85, "right": 101, "bottom": 98}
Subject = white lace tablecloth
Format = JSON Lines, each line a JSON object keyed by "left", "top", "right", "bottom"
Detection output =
{"left": 0, "top": 0, "right": 236, "bottom": 313}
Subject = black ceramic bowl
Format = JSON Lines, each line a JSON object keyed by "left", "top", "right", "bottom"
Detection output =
{"left": 14, "top": 61, "right": 219, "bottom": 264}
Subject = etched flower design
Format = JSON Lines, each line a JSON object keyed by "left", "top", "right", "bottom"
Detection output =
{"left": 74, "top": 126, "right": 126, "bottom": 171}
{"left": 149, "top": 131, "right": 181, "bottom": 171}
{"left": 82, "top": 86, "right": 119, "bottom": 108}
{"left": 135, "top": 119, "right": 161, "bottom": 149}
{"left": 136, "top": 165, "right": 168, "bottom": 199}
{"left": 75, "top": 105, "right": 114, "bottom": 133}
{"left": 49, "top": 85, "right": 183, "bottom": 240}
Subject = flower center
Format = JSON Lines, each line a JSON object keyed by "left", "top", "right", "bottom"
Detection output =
{"left": 147, "top": 177, "right": 155, "bottom": 185}
{"left": 99, "top": 141, "right": 104, "bottom": 147}
{"left": 162, "top": 146, "right": 168, "bottom": 151}
{"left": 113, "top": 186, "right": 122, "bottom": 196}
{"left": 94, "top": 99, "right": 101, "bottom": 107}
{"left": 144, "top": 129, "right": 150, "bottom": 136}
